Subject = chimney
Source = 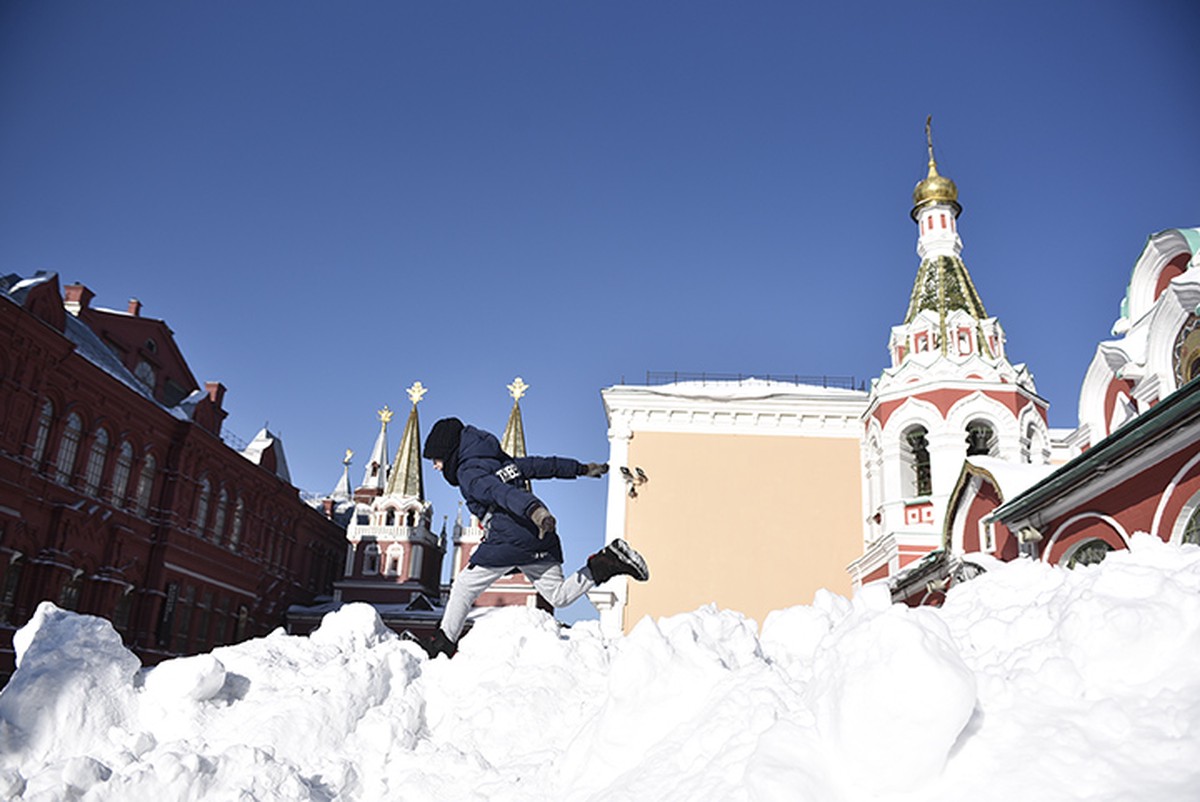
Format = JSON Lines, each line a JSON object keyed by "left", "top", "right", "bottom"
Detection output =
{"left": 127, "top": 298, "right": 142, "bottom": 316}
{"left": 205, "top": 381, "right": 227, "bottom": 408}
{"left": 63, "top": 284, "right": 95, "bottom": 315}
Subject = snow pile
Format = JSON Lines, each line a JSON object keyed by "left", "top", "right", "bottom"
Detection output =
{"left": 3, "top": 534, "right": 1200, "bottom": 800}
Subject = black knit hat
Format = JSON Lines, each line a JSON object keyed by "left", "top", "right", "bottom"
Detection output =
{"left": 423, "top": 417, "right": 464, "bottom": 461}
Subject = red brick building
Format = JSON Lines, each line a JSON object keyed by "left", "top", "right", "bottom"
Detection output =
{"left": 0, "top": 272, "right": 344, "bottom": 677}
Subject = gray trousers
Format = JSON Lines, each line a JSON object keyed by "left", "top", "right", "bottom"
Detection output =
{"left": 440, "top": 561, "right": 595, "bottom": 642}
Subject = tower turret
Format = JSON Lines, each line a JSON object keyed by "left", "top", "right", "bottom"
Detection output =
{"left": 356, "top": 406, "right": 392, "bottom": 500}
{"left": 385, "top": 382, "right": 427, "bottom": 500}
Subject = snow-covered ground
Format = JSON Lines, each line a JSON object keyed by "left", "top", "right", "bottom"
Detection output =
{"left": 3, "top": 533, "right": 1199, "bottom": 801}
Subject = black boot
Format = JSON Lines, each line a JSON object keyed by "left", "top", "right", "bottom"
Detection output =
{"left": 587, "top": 538, "right": 650, "bottom": 584}
{"left": 424, "top": 628, "right": 458, "bottom": 659}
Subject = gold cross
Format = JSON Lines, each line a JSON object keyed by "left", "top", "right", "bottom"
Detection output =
{"left": 407, "top": 381, "right": 428, "bottom": 405}
{"left": 508, "top": 376, "right": 529, "bottom": 401}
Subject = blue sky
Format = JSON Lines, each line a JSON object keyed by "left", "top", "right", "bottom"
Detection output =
{"left": 2, "top": 2, "right": 1198, "bottom": 617}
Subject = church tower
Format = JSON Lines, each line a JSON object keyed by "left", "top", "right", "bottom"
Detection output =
{"left": 337, "top": 382, "right": 444, "bottom": 611}
{"left": 849, "top": 118, "right": 1052, "bottom": 590}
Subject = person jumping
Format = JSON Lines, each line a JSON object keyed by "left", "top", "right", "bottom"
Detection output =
{"left": 421, "top": 417, "right": 649, "bottom": 658}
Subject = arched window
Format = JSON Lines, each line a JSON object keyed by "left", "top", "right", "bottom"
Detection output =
{"left": 903, "top": 426, "right": 932, "bottom": 497}
{"left": 194, "top": 476, "right": 211, "bottom": 534}
{"left": 54, "top": 412, "right": 83, "bottom": 486}
{"left": 30, "top": 400, "right": 53, "bottom": 468}
{"left": 82, "top": 428, "right": 109, "bottom": 496}
{"left": 1021, "top": 422, "right": 1046, "bottom": 464}
{"left": 1182, "top": 506, "right": 1200, "bottom": 546}
{"left": 212, "top": 488, "right": 228, "bottom": 543}
{"left": 1066, "top": 539, "right": 1113, "bottom": 569}
{"left": 135, "top": 454, "right": 157, "bottom": 516}
{"left": 111, "top": 442, "right": 134, "bottom": 508}
{"left": 965, "top": 420, "right": 996, "bottom": 457}
{"left": 230, "top": 496, "right": 245, "bottom": 550}
{"left": 363, "top": 543, "right": 381, "bottom": 575}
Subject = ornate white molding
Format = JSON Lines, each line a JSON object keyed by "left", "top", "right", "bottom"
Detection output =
{"left": 602, "top": 381, "right": 868, "bottom": 439}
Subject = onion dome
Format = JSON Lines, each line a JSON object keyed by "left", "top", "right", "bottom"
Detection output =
{"left": 911, "top": 116, "right": 962, "bottom": 221}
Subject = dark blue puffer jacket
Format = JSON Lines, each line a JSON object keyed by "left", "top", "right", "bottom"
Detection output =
{"left": 453, "top": 425, "right": 583, "bottom": 567}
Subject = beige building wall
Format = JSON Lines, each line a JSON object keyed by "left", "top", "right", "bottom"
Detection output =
{"left": 593, "top": 380, "right": 868, "bottom": 634}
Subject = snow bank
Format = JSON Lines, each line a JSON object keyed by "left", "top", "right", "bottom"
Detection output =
{"left": 3, "top": 536, "right": 1200, "bottom": 800}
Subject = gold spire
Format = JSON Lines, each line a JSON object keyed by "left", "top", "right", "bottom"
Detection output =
{"left": 384, "top": 383, "right": 426, "bottom": 499}
{"left": 501, "top": 377, "right": 529, "bottom": 462}
{"left": 911, "top": 115, "right": 961, "bottom": 220}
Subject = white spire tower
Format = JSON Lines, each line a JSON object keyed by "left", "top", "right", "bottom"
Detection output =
{"left": 357, "top": 406, "right": 392, "bottom": 499}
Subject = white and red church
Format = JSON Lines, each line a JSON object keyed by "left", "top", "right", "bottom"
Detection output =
{"left": 850, "top": 122, "right": 1200, "bottom": 604}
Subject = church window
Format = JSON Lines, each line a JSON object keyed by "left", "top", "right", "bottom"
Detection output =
{"left": 30, "top": 400, "right": 53, "bottom": 468}
{"left": 111, "top": 442, "right": 133, "bottom": 508}
{"left": 363, "top": 544, "right": 381, "bottom": 575}
{"left": 385, "top": 509, "right": 396, "bottom": 526}
{"left": 83, "top": 428, "right": 109, "bottom": 496}
{"left": 1066, "top": 539, "right": 1113, "bottom": 569}
{"left": 966, "top": 421, "right": 996, "bottom": 457}
{"left": 135, "top": 454, "right": 157, "bottom": 516}
{"left": 915, "top": 332, "right": 929, "bottom": 352}
{"left": 194, "top": 476, "right": 211, "bottom": 534}
{"left": 940, "top": 213, "right": 947, "bottom": 229}
{"left": 1171, "top": 313, "right": 1200, "bottom": 388}
{"left": 1021, "top": 422, "right": 1046, "bottom": 464}
{"left": 409, "top": 544, "right": 424, "bottom": 578}
{"left": 406, "top": 510, "right": 416, "bottom": 527}
{"left": 1182, "top": 504, "right": 1200, "bottom": 546}
{"left": 903, "top": 426, "right": 932, "bottom": 497}
{"left": 957, "top": 328, "right": 972, "bottom": 356}
{"left": 55, "top": 412, "right": 83, "bottom": 486}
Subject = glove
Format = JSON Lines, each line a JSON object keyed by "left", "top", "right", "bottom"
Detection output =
{"left": 529, "top": 504, "right": 557, "bottom": 538}
{"left": 581, "top": 462, "right": 609, "bottom": 478}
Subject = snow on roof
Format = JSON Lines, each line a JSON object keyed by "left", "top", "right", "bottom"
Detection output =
{"left": 620, "top": 377, "right": 867, "bottom": 401}
{"left": 964, "top": 455, "right": 1058, "bottom": 500}
{"left": 241, "top": 427, "right": 293, "bottom": 483}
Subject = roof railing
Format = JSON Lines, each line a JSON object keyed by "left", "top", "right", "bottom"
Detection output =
{"left": 638, "top": 371, "right": 866, "bottom": 391}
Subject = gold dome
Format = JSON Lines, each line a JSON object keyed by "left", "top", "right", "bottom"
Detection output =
{"left": 910, "top": 116, "right": 962, "bottom": 220}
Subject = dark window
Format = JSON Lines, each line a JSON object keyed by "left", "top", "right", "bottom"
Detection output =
{"left": 0, "top": 561, "right": 24, "bottom": 625}
{"left": 905, "top": 427, "right": 932, "bottom": 497}
{"left": 966, "top": 421, "right": 995, "bottom": 457}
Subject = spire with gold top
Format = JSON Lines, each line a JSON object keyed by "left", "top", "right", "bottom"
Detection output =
{"left": 357, "top": 406, "right": 392, "bottom": 498}
{"left": 500, "top": 377, "right": 530, "bottom": 459}
{"left": 384, "top": 381, "right": 427, "bottom": 500}
{"left": 500, "top": 377, "right": 532, "bottom": 491}
{"left": 901, "top": 116, "right": 990, "bottom": 356}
